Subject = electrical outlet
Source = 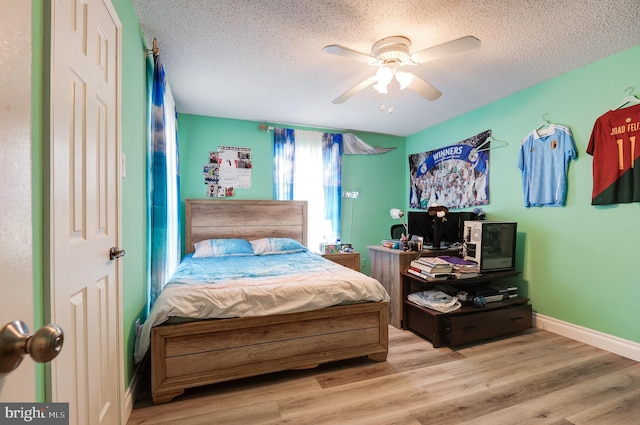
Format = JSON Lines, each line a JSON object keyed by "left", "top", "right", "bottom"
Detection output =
{"left": 342, "top": 191, "right": 359, "bottom": 199}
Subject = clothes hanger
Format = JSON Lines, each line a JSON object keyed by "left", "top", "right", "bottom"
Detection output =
{"left": 537, "top": 113, "right": 552, "bottom": 130}
{"left": 475, "top": 133, "right": 508, "bottom": 152}
{"left": 535, "top": 113, "right": 554, "bottom": 137}
{"left": 615, "top": 86, "right": 640, "bottom": 110}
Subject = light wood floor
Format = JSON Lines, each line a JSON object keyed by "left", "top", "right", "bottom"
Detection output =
{"left": 127, "top": 326, "right": 640, "bottom": 424}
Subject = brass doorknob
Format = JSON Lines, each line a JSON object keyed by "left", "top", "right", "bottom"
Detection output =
{"left": 0, "top": 321, "right": 64, "bottom": 373}
{"left": 109, "top": 246, "right": 125, "bottom": 260}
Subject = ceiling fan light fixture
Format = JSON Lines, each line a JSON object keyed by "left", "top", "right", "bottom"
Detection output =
{"left": 373, "top": 65, "right": 394, "bottom": 94}
{"left": 395, "top": 71, "right": 414, "bottom": 90}
{"left": 372, "top": 36, "right": 412, "bottom": 65}
{"left": 377, "top": 50, "right": 411, "bottom": 64}
{"left": 373, "top": 82, "right": 388, "bottom": 94}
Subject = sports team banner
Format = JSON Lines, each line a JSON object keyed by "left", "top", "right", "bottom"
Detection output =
{"left": 409, "top": 130, "right": 491, "bottom": 210}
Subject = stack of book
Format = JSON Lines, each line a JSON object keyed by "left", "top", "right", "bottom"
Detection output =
{"left": 407, "top": 257, "right": 453, "bottom": 281}
{"left": 381, "top": 239, "right": 401, "bottom": 249}
{"left": 438, "top": 255, "right": 481, "bottom": 279}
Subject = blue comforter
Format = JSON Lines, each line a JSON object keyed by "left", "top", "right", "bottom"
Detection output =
{"left": 134, "top": 251, "right": 389, "bottom": 363}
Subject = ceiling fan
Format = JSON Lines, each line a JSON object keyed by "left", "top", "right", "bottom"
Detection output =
{"left": 322, "top": 35, "right": 481, "bottom": 104}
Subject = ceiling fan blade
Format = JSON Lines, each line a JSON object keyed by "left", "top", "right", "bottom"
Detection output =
{"left": 406, "top": 73, "right": 441, "bottom": 101}
{"left": 332, "top": 76, "right": 377, "bottom": 104}
{"left": 410, "top": 35, "right": 481, "bottom": 64}
{"left": 322, "top": 44, "right": 378, "bottom": 64}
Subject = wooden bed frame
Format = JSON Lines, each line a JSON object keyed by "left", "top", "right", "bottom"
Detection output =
{"left": 149, "top": 199, "right": 389, "bottom": 404}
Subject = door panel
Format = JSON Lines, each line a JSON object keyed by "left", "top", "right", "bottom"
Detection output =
{"left": 49, "top": 0, "right": 121, "bottom": 423}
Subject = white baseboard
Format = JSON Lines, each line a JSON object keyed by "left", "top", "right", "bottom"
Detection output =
{"left": 122, "top": 362, "right": 144, "bottom": 424}
{"left": 534, "top": 313, "right": 640, "bottom": 362}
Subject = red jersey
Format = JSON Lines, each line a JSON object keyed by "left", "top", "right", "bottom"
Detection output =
{"left": 586, "top": 103, "right": 640, "bottom": 205}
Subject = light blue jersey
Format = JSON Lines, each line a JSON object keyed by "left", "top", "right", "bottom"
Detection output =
{"left": 518, "top": 125, "right": 577, "bottom": 207}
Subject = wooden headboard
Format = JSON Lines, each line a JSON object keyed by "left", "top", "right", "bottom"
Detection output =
{"left": 184, "top": 199, "right": 308, "bottom": 253}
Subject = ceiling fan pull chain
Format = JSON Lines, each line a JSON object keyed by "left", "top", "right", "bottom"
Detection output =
{"left": 380, "top": 103, "right": 394, "bottom": 113}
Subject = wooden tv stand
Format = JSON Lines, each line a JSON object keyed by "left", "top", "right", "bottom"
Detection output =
{"left": 401, "top": 270, "right": 532, "bottom": 347}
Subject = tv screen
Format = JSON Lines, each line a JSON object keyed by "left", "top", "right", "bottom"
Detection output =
{"left": 407, "top": 211, "right": 477, "bottom": 247}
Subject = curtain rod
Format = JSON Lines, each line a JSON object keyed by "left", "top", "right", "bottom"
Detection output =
{"left": 258, "top": 123, "right": 274, "bottom": 132}
{"left": 145, "top": 38, "right": 159, "bottom": 57}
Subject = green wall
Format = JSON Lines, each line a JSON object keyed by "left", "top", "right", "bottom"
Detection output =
{"left": 32, "top": 0, "right": 44, "bottom": 400}
{"left": 177, "top": 114, "right": 405, "bottom": 273}
{"left": 406, "top": 44, "right": 640, "bottom": 343}
{"left": 111, "top": 0, "right": 148, "bottom": 390}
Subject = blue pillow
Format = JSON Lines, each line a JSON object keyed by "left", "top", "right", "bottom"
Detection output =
{"left": 250, "top": 238, "right": 307, "bottom": 255}
{"left": 192, "top": 238, "right": 255, "bottom": 258}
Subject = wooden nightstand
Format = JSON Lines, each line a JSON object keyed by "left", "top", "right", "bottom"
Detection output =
{"left": 322, "top": 252, "right": 360, "bottom": 272}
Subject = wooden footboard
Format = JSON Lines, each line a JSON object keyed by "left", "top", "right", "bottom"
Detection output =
{"left": 150, "top": 301, "right": 388, "bottom": 404}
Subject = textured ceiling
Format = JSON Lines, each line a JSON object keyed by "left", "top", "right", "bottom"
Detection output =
{"left": 131, "top": 0, "right": 640, "bottom": 137}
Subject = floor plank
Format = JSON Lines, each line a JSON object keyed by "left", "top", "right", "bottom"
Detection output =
{"left": 459, "top": 366, "right": 640, "bottom": 425}
{"left": 127, "top": 326, "right": 640, "bottom": 425}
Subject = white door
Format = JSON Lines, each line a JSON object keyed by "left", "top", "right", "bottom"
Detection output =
{"left": 0, "top": 0, "right": 35, "bottom": 402}
{"left": 48, "top": 0, "right": 122, "bottom": 424}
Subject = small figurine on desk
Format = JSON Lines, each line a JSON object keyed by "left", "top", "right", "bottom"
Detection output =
{"left": 400, "top": 233, "right": 409, "bottom": 251}
{"left": 427, "top": 203, "right": 449, "bottom": 249}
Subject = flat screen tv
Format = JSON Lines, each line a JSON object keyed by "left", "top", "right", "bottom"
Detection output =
{"left": 407, "top": 211, "right": 477, "bottom": 248}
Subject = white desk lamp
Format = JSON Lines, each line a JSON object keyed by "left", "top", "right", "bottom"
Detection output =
{"left": 389, "top": 208, "right": 408, "bottom": 236}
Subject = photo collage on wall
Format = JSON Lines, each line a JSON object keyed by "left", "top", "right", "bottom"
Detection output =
{"left": 204, "top": 146, "right": 252, "bottom": 197}
{"left": 409, "top": 130, "right": 491, "bottom": 210}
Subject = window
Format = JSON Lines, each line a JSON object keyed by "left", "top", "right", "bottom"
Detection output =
{"left": 273, "top": 128, "right": 342, "bottom": 252}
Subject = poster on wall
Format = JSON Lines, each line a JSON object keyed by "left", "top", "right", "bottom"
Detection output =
{"left": 409, "top": 130, "right": 491, "bottom": 210}
{"left": 204, "top": 146, "right": 252, "bottom": 197}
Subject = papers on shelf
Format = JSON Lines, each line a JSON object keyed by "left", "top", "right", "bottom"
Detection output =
{"left": 438, "top": 255, "right": 480, "bottom": 276}
{"left": 407, "top": 290, "right": 461, "bottom": 313}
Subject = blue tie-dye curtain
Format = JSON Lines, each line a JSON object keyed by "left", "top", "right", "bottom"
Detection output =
{"left": 273, "top": 128, "right": 295, "bottom": 201}
{"left": 322, "top": 132, "right": 342, "bottom": 239}
{"left": 273, "top": 128, "right": 342, "bottom": 251}
{"left": 147, "top": 52, "right": 181, "bottom": 308}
